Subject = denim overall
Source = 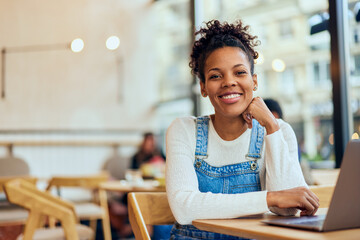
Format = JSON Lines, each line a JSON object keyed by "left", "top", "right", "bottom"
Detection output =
{"left": 170, "top": 116, "right": 265, "bottom": 239}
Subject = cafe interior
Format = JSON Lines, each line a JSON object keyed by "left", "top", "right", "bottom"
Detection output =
{"left": 0, "top": 0, "right": 359, "bottom": 239}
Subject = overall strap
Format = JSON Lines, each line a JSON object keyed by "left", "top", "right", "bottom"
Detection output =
{"left": 246, "top": 119, "right": 265, "bottom": 160}
{"left": 195, "top": 116, "right": 210, "bottom": 159}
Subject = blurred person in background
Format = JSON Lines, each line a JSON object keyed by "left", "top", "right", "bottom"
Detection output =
{"left": 264, "top": 98, "right": 314, "bottom": 185}
{"left": 263, "top": 98, "right": 283, "bottom": 119}
{"left": 131, "top": 132, "right": 164, "bottom": 168}
{"left": 131, "top": 132, "right": 166, "bottom": 178}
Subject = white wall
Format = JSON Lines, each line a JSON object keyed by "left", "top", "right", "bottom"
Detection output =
{"left": 0, "top": 0, "right": 168, "bottom": 184}
{"left": 0, "top": 0, "right": 160, "bottom": 131}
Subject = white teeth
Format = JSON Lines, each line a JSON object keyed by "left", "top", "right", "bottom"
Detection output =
{"left": 222, "top": 94, "right": 240, "bottom": 99}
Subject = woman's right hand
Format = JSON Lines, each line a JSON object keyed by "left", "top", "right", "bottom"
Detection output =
{"left": 266, "top": 187, "right": 320, "bottom": 216}
{"left": 242, "top": 97, "right": 280, "bottom": 134}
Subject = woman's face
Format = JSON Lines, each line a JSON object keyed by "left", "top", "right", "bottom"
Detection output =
{"left": 200, "top": 46, "right": 257, "bottom": 119}
{"left": 143, "top": 136, "right": 155, "bottom": 153}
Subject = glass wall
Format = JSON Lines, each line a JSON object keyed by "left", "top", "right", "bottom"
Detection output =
{"left": 348, "top": 0, "right": 360, "bottom": 141}
{"left": 152, "top": 0, "right": 360, "bottom": 168}
{"left": 154, "top": 0, "right": 192, "bottom": 102}
{"left": 152, "top": 0, "right": 193, "bottom": 149}
{"left": 197, "top": 0, "right": 334, "bottom": 167}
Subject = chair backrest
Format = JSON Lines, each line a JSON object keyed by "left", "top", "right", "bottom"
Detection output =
{"left": 128, "top": 192, "right": 175, "bottom": 240}
{"left": 4, "top": 179, "right": 80, "bottom": 240}
{"left": 0, "top": 176, "right": 37, "bottom": 193}
{"left": 309, "top": 185, "right": 335, "bottom": 208}
{"left": 46, "top": 173, "right": 109, "bottom": 202}
{"left": 102, "top": 146, "right": 129, "bottom": 180}
{"left": 0, "top": 145, "right": 29, "bottom": 177}
{"left": 46, "top": 173, "right": 109, "bottom": 190}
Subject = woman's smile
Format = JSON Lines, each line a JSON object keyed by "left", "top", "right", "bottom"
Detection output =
{"left": 218, "top": 92, "right": 243, "bottom": 104}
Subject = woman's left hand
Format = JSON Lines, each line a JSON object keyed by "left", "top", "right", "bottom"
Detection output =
{"left": 242, "top": 97, "right": 280, "bottom": 134}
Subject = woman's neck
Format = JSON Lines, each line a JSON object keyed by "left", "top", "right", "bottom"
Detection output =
{"left": 210, "top": 114, "right": 248, "bottom": 141}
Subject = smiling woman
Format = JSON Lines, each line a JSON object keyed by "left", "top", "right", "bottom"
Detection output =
{"left": 165, "top": 19, "right": 320, "bottom": 240}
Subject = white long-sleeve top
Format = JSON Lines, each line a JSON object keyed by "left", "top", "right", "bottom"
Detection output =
{"left": 165, "top": 116, "right": 307, "bottom": 225}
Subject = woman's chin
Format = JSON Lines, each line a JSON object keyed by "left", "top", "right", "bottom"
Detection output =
{"left": 215, "top": 111, "right": 244, "bottom": 119}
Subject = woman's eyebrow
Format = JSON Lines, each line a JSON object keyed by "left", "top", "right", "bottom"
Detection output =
{"left": 233, "top": 64, "right": 245, "bottom": 68}
{"left": 207, "top": 64, "right": 245, "bottom": 72}
{"left": 207, "top": 67, "right": 220, "bottom": 72}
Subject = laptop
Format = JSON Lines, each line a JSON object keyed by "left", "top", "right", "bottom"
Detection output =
{"left": 262, "top": 139, "right": 360, "bottom": 232}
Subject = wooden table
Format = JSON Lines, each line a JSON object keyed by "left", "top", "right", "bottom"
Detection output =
{"left": 100, "top": 180, "right": 165, "bottom": 193}
{"left": 192, "top": 208, "right": 360, "bottom": 240}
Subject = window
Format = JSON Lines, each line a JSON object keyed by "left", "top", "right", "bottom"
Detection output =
{"left": 279, "top": 19, "right": 293, "bottom": 39}
{"left": 281, "top": 68, "right": 296, "bottom": 94}
{"left": 312, "top": 60, "right": 331, "bottom": 88}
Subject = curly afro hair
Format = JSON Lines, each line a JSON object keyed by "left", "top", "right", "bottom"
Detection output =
{"left": 189, "top": 20, "right": 260, "bottom": 83}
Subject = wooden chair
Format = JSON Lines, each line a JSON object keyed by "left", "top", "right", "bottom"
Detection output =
{"left": 128, "top": 192, "right": 175, "bottom": 240}
{"left": 0, "top": 176, "right": 37, "bottom": 225}
{"left": 46, "top": 174, "right": 111, "bottom": 240}
{"left": 309, "top": 185, "right": 335, "bottom": 208}
{"left": 4, "top": 178, "right": 93, "bottom": 240}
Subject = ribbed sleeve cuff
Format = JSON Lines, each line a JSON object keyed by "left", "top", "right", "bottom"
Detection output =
{"left": 256, "top": 190, "right": 270, "bottom": 213}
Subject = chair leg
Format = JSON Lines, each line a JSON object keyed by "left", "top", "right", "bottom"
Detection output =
{"left": 23, "top": 211, "right": 42, "bottom": 240}
{"left": 62, "top": 215, "right": 80, "bottom": 240}
{"left": 89, "top": 219, "right": 97, "bottom": 240}
{"left": 99, "top": 189, "right": 112, "bottom": 240}
{"left": 48, "top": 216, "right": 57, "bottom": 228}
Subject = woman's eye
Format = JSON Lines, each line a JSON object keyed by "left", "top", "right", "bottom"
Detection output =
{"left": 236, "top": 71, "right": 246, "bottom": 75}
{"left": 209, "top": 75, "right": 220, "bottom": 79}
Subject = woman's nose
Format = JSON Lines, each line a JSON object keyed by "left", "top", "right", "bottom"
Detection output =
{"left": 221, "top": 76, "right": 236, "bottom": 87}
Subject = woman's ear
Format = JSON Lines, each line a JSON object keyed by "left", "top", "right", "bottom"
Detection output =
{"left": 252, "top": 74, "right": 258, "bottom": 91}
{"left": 200, "top": 81, "right": 207, "bottom": 97}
